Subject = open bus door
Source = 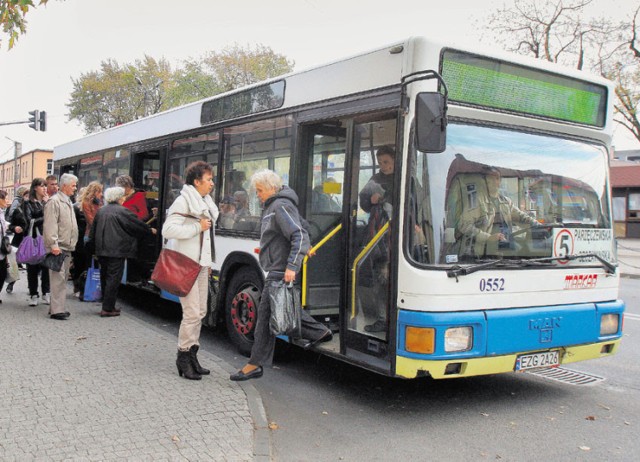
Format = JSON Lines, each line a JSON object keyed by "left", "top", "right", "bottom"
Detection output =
{"left": 300, "top": 112, "right": 398, "bottom": 373}
{"left": 126, "top": 149, "right": 162, "bottom": 285}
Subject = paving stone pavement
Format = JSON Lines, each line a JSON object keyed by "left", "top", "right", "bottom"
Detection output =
{"left": 0, "top": 273, "right": 268, "bottom": 461}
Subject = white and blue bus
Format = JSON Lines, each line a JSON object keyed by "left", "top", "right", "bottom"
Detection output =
{"left": 55, "top": 36, "right": 623, "bottom": 379}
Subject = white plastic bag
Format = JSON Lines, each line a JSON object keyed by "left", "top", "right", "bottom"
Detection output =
{"left": 5, "top": 247, "right": 19, "bottom": 284}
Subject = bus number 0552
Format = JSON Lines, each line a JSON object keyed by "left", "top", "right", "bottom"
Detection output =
{"left": 479, "top": 278, "right": 505, "bottom": 292}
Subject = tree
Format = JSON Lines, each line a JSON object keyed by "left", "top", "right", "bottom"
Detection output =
{"left": 606, "top": 7, "right": 640, "bottom": 143}
{"left": 201, "top": 44, "right": 294, "bottom": 92}
{"left": 67, "top": 56, "right": 172, "bottom": 133}
{"left": 0, "top": 0, "right": 49, "bottom": 50}
{"left": 483, "top": 0, "right": 640, "bottom": 143}
{"left": 165, "top": 44, "right": 294, "bottom": 107}
{"left": 67, "top": 44, "right": 294, "bottom": 133}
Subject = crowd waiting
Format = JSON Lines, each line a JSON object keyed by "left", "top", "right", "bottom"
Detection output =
{"left": 0, "top": 162, "right": 332, "bottom": 382}
{"left": 0, "top": 173, "right": 157, "bottom": 318}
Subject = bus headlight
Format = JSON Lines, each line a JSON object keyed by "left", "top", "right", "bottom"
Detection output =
{"left": 600, "top": 314, "right": 619, "bottom": 336}
{"left": 445, "top": 327, "right": 473, "bottom": 352}
{"left": 405, "top": 327, "right": 435, "bottom": 354}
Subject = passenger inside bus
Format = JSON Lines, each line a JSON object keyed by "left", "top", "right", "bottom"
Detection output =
{"left": 311, "top": 178, "right": 341, "bottom": 213}
{"left": 218, "top": 197, "right": 236, "bottom": 229}
{"left": 456, "top": 167, "right": 539, "bottom": 258}
{"left": 357, "top": 145, "right": 395, "bottom": 334}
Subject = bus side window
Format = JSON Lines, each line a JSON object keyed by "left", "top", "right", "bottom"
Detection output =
{"left": 220, "top": 116, "right": 293, "bottom": 231}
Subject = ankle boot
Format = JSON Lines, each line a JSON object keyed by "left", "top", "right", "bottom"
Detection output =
{"left": 176, "top": 350, "right": 201, "bottom": 380}
{"left": 189, "top": 345, "right": 210, "bottom": 375}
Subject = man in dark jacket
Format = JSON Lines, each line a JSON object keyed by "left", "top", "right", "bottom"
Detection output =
{"left": 88, "top": 186, "right": 156, "bottom": 317}
{"left": 230, "top": 169, "right": 331, "bottom": 381}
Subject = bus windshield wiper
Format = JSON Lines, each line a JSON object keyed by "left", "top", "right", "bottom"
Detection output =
{"left": 446, "top": 252, "right": 616, "bottom": 280}
{"left": 446, "top": 259, "right": 545, "bottom": 279}
{"left": 526, "top": 253, "right": 617, "bottom": 275}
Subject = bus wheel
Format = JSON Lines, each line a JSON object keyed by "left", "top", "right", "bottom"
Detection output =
{"left": 225, "top": 267, "right": 262, "bottom": 356}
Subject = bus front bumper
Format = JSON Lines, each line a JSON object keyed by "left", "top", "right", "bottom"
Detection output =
{"left": 395, "top": 339, "right": 621, "bottom": 379}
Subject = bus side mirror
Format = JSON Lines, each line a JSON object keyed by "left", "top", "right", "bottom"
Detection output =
{"left": 415, "top": 92, "right": 447, "bottom": 153}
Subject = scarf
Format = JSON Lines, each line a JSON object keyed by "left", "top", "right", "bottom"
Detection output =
{"left": 179, "top": 184, "right": 218, "bottom": 221}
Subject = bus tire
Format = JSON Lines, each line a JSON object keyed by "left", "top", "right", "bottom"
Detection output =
{"left": 225, "top": 266, "right": 263, "bottom": 356}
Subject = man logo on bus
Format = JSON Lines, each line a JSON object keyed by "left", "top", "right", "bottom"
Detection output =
{"left": 553, "top": 229, "right": 574, "bottom": 264}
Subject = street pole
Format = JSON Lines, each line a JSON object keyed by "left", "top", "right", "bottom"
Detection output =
{"left": 14, "top": 140, "right": 22, "bottom": 193}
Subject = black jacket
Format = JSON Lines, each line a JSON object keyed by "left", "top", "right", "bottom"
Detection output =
{"left": 89, "top": 203, "right": 153, "bottom": 258}
{"left": 8, "top": 200, "right": 27, "bottom": 247}
{"left": 259, "top": 186, "right": 310, "bottom": 273}
{"left": 73, "top": 202, "right": 87, "bottom": 255}
{"left": 22, "top": 199, "right": 45, "bottom": 237}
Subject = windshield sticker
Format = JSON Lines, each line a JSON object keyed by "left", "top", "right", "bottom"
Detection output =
{"left": 553, "top": 228, "right": 613, "bottom": 264}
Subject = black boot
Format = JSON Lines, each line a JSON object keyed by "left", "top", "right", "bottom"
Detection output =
{"left": 189, "top": 345, "right": 210, "bottom": 375}
{"left": 176, "top": 350, "right": 201, "bottom": 380}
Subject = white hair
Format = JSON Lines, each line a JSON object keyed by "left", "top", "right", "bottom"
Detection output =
{"left": 104, "top": 186, "right": 125, "bottom": 204}
{"left": 59, "top": 173, "right": 78, "bottom": 186}
{"left": 250, "top": 169, "right": 282, "bottom": 191}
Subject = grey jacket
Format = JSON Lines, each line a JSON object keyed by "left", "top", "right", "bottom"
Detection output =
{"left": 259, "top": 186, "right": 309, "bottom": 273}
{"left": 43, "top": 192, "right": 79, "bottom": 253}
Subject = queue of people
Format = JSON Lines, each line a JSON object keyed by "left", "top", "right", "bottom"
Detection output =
{"left": 1, "top": 173, "right": 156, "bottom": 320}
{"left": 0, "top": 163, "right": 333, "bottom": 383}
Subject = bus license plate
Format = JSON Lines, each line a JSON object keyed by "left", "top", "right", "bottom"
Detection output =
{"left": 515, "top": 351, "right": 560, "bottom": 371}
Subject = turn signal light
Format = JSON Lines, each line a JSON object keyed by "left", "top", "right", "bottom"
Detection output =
{"left": 406, "top": 326, "right": 435, "bottom": 354}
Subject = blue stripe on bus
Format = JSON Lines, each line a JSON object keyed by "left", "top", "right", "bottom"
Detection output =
{"left": 397, "top": 300, "right": 624, "bottom": 360}
{"left": 160, "top": 290, "right": 180, "bottom": 303}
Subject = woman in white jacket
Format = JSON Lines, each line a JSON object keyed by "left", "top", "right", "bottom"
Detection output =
{"left": 162, "top": 161, "right": 219, "bottom": 380}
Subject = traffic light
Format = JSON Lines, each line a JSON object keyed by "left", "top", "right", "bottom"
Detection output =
{"left": 28, "top": 110, "right": 40, "bottom": 131}
{"left": 39, "top": 111, "right": 46, "bottom": 132}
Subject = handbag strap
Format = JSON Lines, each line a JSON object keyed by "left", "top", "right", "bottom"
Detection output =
{"left": 28, "top": 219, "right": 37, "bottom": 238}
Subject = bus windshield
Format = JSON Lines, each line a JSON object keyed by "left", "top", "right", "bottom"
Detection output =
{"left": 407, "top": 123, "right": 612, "bottom": 266}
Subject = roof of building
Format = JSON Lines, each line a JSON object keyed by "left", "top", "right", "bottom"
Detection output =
{"left": 611, "top": 161, "right": 640, "bottom": 188}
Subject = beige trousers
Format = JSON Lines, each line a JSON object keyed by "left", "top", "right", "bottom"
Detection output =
{"left": 177, "top": 267, "right": 209, "bottom": 351}
{"left": 49, "top": 254, "right": 72, "bottom": 315}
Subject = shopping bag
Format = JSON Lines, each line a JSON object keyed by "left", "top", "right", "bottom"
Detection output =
{"left": 16, "top": 220, "right": 45, "bottom": 265}
{"left": 5, "top": 248, "right": 19, "bottom": 284}
{"left": 151, "top": 248, "right": 200, "bottom": 297}
{"left": 1, "top": 235, "right": 11, "bottom": 255}
{"left": 83, "top": 258, "right": 102, "bottom": 302}
{"left": 268, "top": 280, "right": 302, "bottom": 337}
{"left": 42, "top": 253, "right": 68, "bottom": 272}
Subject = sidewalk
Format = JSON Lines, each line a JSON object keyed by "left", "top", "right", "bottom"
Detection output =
{"left": 617, "top": 238, "right": 640, "bottom": 278}
{"left": 0, "top": 274, "right": 269, "bottom": 461}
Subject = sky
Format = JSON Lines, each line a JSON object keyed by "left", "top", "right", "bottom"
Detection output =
{"left": 1, "top": 0, "right": 638, "bottom": 163}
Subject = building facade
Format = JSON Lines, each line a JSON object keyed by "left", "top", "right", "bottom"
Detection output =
{"left": 611, "top": 148, "right": 640, "bottom": 238}
{"left": 0, "top": 149, "right": 53, "bottom": 198}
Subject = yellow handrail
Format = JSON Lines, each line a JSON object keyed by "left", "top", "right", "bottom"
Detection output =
{"left": 301, "top": 223, "right": 343, "bottom": 307}
{"left": 351, "top": 222, "right": 390, "bottom": 319}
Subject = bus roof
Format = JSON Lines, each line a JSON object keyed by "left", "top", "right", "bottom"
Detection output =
{"left": 55, "top": 36, "right": 613, "bottom": 161}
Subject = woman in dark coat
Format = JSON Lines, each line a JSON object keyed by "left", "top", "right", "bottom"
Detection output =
{"left": 23, "top": 178, "right": 50, "bottom": 306}
{"left": 88, "top": 186, "right": 156, "bottom": 317}
{"left": 6, "top": 186, "right": 29, "bottom": 293}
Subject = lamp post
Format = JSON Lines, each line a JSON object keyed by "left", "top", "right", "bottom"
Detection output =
{"left": 5, "top": 136, "right": 22, "bottom": 195}
{"left": 135, "top": 77, "right": 163, "bottom": 118}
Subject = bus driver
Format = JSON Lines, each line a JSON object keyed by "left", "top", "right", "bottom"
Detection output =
{"left": 458, "top": 167, "right": 539, "bottom": 257}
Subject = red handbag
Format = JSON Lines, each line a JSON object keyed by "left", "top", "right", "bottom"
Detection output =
{"left": 151, "top": 249, "right": 201, "bottom": 297}
{"left": 152, "top": 214, "right": 204, "bottom": 297}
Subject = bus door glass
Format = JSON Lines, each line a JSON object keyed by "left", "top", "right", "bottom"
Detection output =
{"left": 128, "top": 151, "right": 162, "bottom": 284}
{"left": 302, "top": 121, "right": 348, "bottom": 337}
{"left": 347, "top": 116, "right": 397, "bottom": 350}
{"left": 301, "top": 114, "right": 397, "bottom": 360}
